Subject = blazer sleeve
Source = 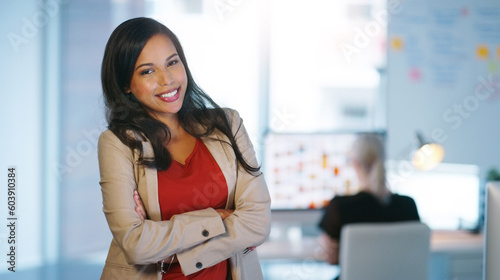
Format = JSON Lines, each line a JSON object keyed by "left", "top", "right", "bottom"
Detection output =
{"left": 176, "top": 109, "right": 272, "bottom": 275}
{"left": 98, "top": 130, "right": 226, "bottom": 265}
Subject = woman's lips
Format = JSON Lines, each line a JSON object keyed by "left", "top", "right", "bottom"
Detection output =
{"left": 156, "top": 87, "right": 179, "bottom": 102}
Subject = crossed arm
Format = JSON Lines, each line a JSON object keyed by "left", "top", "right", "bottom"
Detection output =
{"left": 132, "top": 189, "right": 244, "bottom": 265}
{"left": 133, "top": 190, "right": 234, "bottom": 221}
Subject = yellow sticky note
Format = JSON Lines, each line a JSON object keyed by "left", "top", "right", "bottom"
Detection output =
{"left": 477, "top": 44, "right": 489, "bottom": 60}
{"left": 391, "top": 36, "right": 404, "bottom": 51}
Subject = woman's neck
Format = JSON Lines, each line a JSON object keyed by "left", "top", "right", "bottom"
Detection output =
{"left": 358, "top": 173, "right": 390, "bottom": 197}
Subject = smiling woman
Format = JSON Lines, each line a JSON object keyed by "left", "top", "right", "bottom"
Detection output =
{"left": 126, "top": 35, "right": 188, "bottom": 123}
{"left": 125, "top": 33, "right": 195, "bottom": 166}
{"left": 98, "top": 17, "right": 271, "bottom": 280}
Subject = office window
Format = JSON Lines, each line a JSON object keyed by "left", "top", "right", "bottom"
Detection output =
{"left": 268, "top": 0, "right": 387, "bottom": 132}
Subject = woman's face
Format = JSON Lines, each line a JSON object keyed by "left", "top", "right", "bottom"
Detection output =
{"left": 126, "top": 34, "right": 188, "bottom": 121}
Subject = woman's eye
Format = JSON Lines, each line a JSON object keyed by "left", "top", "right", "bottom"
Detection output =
{"left": 140, "top": 69, "right": 153, "bottom": 75}
{"left": 167, "top": 60, "right": 179, "bottom": 67}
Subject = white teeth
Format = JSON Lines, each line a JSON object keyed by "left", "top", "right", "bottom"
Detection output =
{"left": 159, "top": 89, "right": 177, "bottom": 98}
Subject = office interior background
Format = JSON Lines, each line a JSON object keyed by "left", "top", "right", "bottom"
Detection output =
{"left": 1, "top": 0, "right": 500, "bottom": 279}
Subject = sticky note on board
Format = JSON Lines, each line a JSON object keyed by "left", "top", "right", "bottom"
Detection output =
{"left": 409, "top": 67, "right": 422, "bottom": 82}
{"left": 487, "top": 61, "right": 498, "bottom": 74}
{"left": 476, "top": 44, "right": 489, "bottom": 60}
{"left": 391, "top": 36, "right": 404, "bottom": 51}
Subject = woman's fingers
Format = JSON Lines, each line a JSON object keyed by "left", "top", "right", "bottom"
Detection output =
{"left": 134, "top": 190, "right": 147, "bottom": 220}
{"left": 215, "top": 209, "right": 234, "bottom": 220}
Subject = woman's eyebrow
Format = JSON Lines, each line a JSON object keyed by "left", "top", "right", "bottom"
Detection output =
{"left": 166, "top": 53, "right": 179, "bottom": 61}
{"left": 135, "top": 53, "right": 179, "bottom": 71}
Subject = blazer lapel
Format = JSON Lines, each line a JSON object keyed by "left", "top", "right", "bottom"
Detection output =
{"left": 202, "top": 134, "right": 237, "bottom": 210}
{"left": 139, "top": 140, "right": 162, "bottom": 221}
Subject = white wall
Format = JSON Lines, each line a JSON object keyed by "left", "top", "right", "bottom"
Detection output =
{"left": 0, "top": 0, "right": 45, "bottom": 271}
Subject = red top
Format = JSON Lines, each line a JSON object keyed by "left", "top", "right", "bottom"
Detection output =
{"left": 157, "top": 138, "right": 229, "bottom": 280}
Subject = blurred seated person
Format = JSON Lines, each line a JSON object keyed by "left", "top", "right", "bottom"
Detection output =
{"left": 318, "top": 133, "right": 420, "bottom": 268}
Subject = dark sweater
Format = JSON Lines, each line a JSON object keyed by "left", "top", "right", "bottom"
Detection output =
{"left": 319, "top": 191, "right": 420, "bottom": 240}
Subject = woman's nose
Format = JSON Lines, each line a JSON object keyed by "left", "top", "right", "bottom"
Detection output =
{"left": 158, "top": 69, "right": 174, "bottom": 86}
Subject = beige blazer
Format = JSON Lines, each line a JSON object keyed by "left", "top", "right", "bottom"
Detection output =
{"left": 98, "top": 109, "right": 271, "bottom": 280}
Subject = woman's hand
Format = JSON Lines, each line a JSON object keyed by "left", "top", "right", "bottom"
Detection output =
{"left": 215, "top": 209, "right": 234, "bottom": 220}
{"left": 134, "top": 190, "right": 147, "bottom": 221}
{"left": 318, "top": 233, "right": 339, "bottom": 265}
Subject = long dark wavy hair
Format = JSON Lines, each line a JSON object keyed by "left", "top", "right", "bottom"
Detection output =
{"left": 101, "top": 17, "right": 258, "bottom": 173}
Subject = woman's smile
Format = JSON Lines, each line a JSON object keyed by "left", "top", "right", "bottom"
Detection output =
{"left": 156, "top": 87, "right": 180, "bottom": 102}
{"left": 126, "top": 34, "right": 188, "bottom": 122}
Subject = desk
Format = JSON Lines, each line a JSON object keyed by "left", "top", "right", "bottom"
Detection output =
{"left": 258, "top": 229, "right": 484, "bottom": 280}
{"left": 430, "top": 231, "right": 483, "bottom": 280}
